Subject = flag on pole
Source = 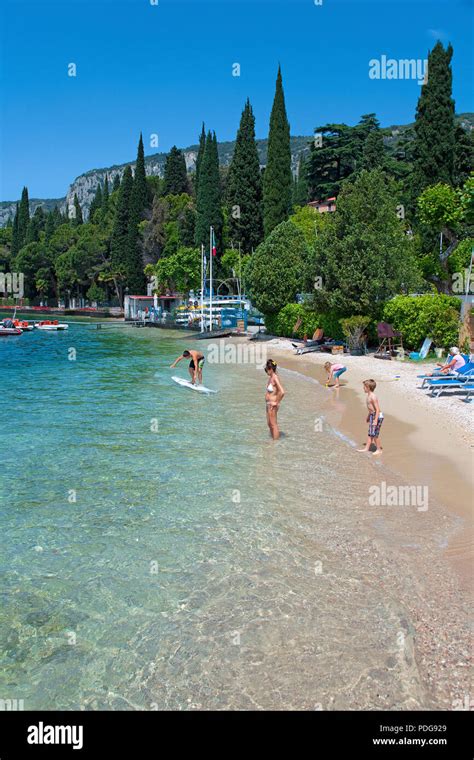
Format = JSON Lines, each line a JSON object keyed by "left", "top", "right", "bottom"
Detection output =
{"left": 211, "top": 227, "right": 217, "bottom": 256}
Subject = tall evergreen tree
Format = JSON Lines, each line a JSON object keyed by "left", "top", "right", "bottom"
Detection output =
{"left": 133, "top": 134, "right": 149, "bottom": 212}
{"left": 411, "top": 42, "right": 456, "bottom": 201}
{"left": 195, "top": 130, "right": 223, "bottom": 254}
{"left": 263, "top": 66, "right": 292, "bottom": 236}
{"left": 110, "top": 165, "right": 133, "bottom": 273}
{"left": 17, "top": 186, "right": 30, "bottom": 249}
{"left": 126, "top": 154, "right": 148, "bottom": 294}
{"left": 72, "top": 194, "right": 83, "bottom": 225}
{"left": 194, "top": 123, "right": 206, "bottom": 199}
{"left": 11, "top": 204, "right": 20, "bottom": 258}
{"left": 307, "top": 124, "right": 353, "bottom": 201}
{"left": 163, "top": 146, "right": 188, "bottom": 195}
{"left": 226, "top": 99, "right": 263, "bottom": 253}
{"left": 102, "top": 174, "right": 110, "bottom": 213}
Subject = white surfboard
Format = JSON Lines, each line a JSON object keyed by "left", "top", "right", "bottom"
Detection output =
{"left": 172, "top": 376, "right": 217, "bottom": 394}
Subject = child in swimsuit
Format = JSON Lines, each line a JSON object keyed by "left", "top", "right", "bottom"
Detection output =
{"left": 358, "top": 379, "right": 383, "bottom": 456}
{"left": 324, "top": 361, "right": 347, "bottom": 388}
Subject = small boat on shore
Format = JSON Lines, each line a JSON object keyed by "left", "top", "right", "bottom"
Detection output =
{"left": 34, "top": 320, "right": 68, "bottom": 331}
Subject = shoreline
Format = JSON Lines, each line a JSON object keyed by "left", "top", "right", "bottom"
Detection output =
{"left": 259, "top": 338, "right": 473, "bottom": 595}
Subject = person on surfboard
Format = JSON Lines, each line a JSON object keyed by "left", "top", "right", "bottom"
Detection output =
{"left": 170, "top": 349, "right": 205, "bottom": 385}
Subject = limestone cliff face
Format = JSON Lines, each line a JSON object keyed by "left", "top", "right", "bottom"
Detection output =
{"left": 0, "top": 198, "right": 66, "bottom": 227}
{"left": 64, "top": 148, "right": 201, "bottom": 220}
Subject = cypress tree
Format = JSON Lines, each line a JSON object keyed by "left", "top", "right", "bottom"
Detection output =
{"left": 72, "top": 194, "right": 83, "bottom": 225}
{"left": 102, "top": 174, "right": 110, "bottom": 213}
{"left": 226, "top": 98, "right": 263, "bottom": 253}
{"left": 195, "top": 130, "right": 223, "bottom": 254}
{"left": 411, "top": 42, "right": 456, "bottom": 201}
{"left": 194, "top": 123, "right": 206, "bottom": 198}
{"left": 110, "top": 165, "right": 133, "bottom": 271}
{"left": 263, "top": 66, "right": 292, "bottom": 236}
{"left": 133, "top": 133, "right": 149, "bottom": 212}
{"left": 11, "top": 204, "right": 20, "bottom": 258}
{"left": 163, "top": 146, "right": 188, "bottom": 195}
{"left": 126, "top": 156, "right": 147, "bottom": 294}
{"left": 17, "top": 186, "right": 30, "bottom": 249}
{"left": 112, "top": 173, "right": 121, "bottom": 192}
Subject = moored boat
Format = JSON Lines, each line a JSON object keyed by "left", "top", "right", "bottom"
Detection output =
{"left": 0, "top": 323, "right": 22, "bottom": 336}
{"left": 13, "top": 319, "right": 35, "bottom": 332}
{"left": 34, "top": 320, "right": 68, "bottom": 331}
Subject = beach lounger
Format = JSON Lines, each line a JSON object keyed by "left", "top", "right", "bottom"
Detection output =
{"left": 296, "top": 340, "right": 339, "bottom": 355}
{"left": 425, "top": 367, "right": 474, "bottom": 397}
{"left": 293, "top": 329, "right": 328, "bottom": 354}
{"left": 409, "top": 337, "right": 432, "bottom": 361}
{"left": 419, "top": 361, "right": 474, "bottom": 388}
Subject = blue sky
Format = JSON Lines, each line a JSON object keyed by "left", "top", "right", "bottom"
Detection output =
{"left": 0, "top": 0, "right": 472, "bottom": 200}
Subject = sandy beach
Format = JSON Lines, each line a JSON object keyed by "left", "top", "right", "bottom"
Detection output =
{"left": 260, "top": 338, "right": 473, "bottom": 591}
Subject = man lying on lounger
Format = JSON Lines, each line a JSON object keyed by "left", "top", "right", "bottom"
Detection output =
{"left": 170, "top": 349, "right": 205, "bottom": 385}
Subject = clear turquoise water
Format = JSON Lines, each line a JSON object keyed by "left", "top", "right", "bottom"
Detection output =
{"left": 0, "top": 323, "right": 459, "bottom": 709}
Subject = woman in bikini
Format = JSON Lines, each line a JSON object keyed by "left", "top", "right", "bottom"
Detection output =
{"left": 264, "top": 359, "right": 285, "bottom": 440}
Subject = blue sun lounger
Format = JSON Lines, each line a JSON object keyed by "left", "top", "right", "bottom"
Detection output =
{"left": 419, "top": 359, "right": 474, "bottom": 388}
{"left": 425, "top": 366, "right": 474, "bottom": 397}
{"left": 461, "top": 384, "right": 474, "bottom": 403}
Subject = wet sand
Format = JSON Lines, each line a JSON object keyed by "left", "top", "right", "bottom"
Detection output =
{"left": 267, "top": 346, "right": 473, "bottom": 596}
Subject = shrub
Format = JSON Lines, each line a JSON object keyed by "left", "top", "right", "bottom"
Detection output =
{"left": 264, "top": 303, "right": 344, "bottom": 340}
{"left": 383, "top": 294, "right": 461, "bottom": 349}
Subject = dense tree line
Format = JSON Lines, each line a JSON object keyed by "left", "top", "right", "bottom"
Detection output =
{"left": 1, "top": 47, "right": 472, "bottom": 315}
